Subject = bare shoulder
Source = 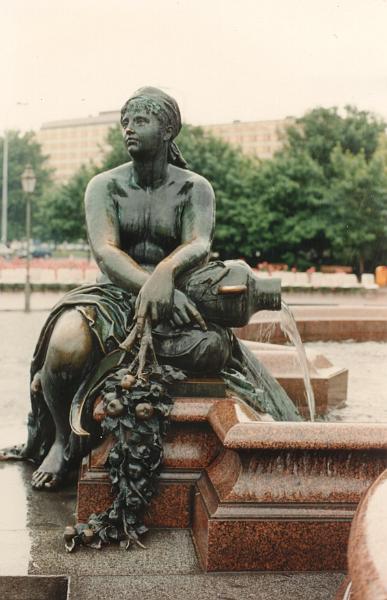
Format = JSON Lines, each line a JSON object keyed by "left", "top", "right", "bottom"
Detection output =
{"left": 168, "top": 165, "right": 215, "bottom": 199}
{"left": 85, "top": 163, "right": 132, "bottom": 201}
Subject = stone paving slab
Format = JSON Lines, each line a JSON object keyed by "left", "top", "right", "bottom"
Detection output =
{"left": 0, "top": 575, "right": 68, "bottom": 600}
{"left": 29, "top": 529, "right": 201, "bottom": 577}
{"left": 68, "top": 572, "right": 345, "bottom": 600}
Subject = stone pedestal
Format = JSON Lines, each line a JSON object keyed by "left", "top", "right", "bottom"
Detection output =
{"left": 76, "top": 381, "right": 387, "bottom": 572}
{"left": 76, "top": 380, "right": 224, "bottom": 528}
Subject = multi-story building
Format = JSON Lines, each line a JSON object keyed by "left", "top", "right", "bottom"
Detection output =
{"left": 36, "top": 111, "right": 121, "bottom": 184}
{"left": 201, "top": 118, "right": 293, "bottom": 160}
{"left": 36, "top": 112, "right": 292, "bottom": 184}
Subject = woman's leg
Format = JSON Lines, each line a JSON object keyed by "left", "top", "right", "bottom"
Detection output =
{"left": 31, "top": 309, "right": 102, "bottom": 489}
{"left": 152, "top": 323, "right": 232, "bottom": 374}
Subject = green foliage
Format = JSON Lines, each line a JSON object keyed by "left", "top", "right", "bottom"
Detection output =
{"left": 0, "top": 130, "right": 52, "bottom": 240}
{"left": 274, "top": 106, "right": 387, "bottom": 271}
{"left": 286, "top": 106, "right": 385, "bottom": 174}
{"left": 327, "top": 147, "right": 387, "bottom": 271}
{"left": 34, "top": 127, "right": 126, "bottom": 245}
{"left": 176, "top": 125, "right": 260, "bottom": 259}
{"left": 249, "top": 151, "right": 328, "bottom": 268}
{"left": 34, "top": 165, "right": 97, "bottom": 243}
{"left": 100, "top": 126, "right": 128, "bottom": 170}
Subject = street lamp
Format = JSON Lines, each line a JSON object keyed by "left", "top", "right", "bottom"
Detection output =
{"left": 21, "top": 165, "right": 36, "bottom": 312}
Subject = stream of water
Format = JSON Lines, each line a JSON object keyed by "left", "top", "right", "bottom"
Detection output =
{"left": 280, "top": 301, "right": 316, "bottom": 421}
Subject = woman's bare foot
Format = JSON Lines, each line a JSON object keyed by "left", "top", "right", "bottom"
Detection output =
{"left": 31, "top": 441, "right": 68, "bottom": 490}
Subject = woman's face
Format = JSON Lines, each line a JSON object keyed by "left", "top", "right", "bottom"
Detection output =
{"left": 121, "top": 105, "right": 166, "bottom": 159}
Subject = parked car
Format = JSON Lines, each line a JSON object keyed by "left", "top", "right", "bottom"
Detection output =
{"left": 17, "top": 246, "right": 52, "bottom": 259}
{"left": 32, "top": 247, "right": 52, "bottom": 258}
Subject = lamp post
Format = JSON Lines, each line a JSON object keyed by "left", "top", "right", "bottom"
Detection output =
{"left": 21, "top": 165, "right": 36, "bottom": 312}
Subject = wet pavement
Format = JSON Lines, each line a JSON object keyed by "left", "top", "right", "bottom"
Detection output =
{"left": 0, "top": 463, "right": 31, "bottom": 576}
{"left": 0, "top": 462, "right": 344, "bottom": 599}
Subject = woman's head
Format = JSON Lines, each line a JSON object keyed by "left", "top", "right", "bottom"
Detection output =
{"left": 121, "top": 87, "right": 187, "bottom": 168}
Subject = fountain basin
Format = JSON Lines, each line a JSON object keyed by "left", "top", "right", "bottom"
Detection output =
{"left": 76, "top": 381, "right": 387, "bottom": 572}
{"left": 236, "top": 305, "right": 387, "bottom": 343}
{"left": 241, "top": 340, "right": 347, "bottom": 416}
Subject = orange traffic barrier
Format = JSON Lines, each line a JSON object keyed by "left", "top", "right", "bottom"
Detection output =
{"left": 375, "top": 266, "right": 387, "bottom": 287}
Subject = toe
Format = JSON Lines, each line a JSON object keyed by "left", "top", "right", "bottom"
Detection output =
{"left": 32, "top": 470, "right": 64, "bottom": 491}
{"left": 32, "top": 471, "right": 49, "bottom": 489}
{"left": 44, "top": 475, "right": 61, "bottom": 490}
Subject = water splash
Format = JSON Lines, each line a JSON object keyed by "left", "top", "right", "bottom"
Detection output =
{"left": 280, "top": 300, "right": 315, "bottom": 421}
{"left": 256, "top": 316, "right": 277, "bottom": 343}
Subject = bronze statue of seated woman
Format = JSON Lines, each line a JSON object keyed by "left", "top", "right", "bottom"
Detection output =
{"left": 0, "top": 87, "right": 300, "bottom": 495}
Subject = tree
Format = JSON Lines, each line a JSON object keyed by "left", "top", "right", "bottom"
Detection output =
{"left": 176, "top": 125, "right": 261, "bottom": 259}
{"left": 35, "top": 165, "right": 97, "bottom": 243}
{"left": 285, "top": 106, "right": 385, "bottom": 175}
{"left": 249, "top": 150, "right": 328, "bottom": 269}
{"left": 273, "top": 106, "right": 387, "bottom": 271}
{"left": 327, "top": 147, "right": 387, "bottom": 272}
{"left": 100, "top": 126, "right": 127, "bottom": 170}
{"left": 34, "top": 127, "right": 126, "bottom": 245}
{"left": 0, "top": 130, "right": 52, "bottom": 240}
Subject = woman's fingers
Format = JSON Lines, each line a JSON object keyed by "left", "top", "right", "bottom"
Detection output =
{"left": 186, "top": 302, "right": 207, "bottom": 331}
{"left": 172, "top": 300, "right": 207, "bottom": 331}
{"left": 172, "top": 309, "right": 184, "bottom": 327}
{"left": 135, "top": 297, "right": 148, "bottom": 338}
{"left": 150, "top": 303, "right": 158, "bottom": 324}
{"left": 134, "top": 293, "right": 141, "bottom": 319}
{"left": 135, "top": 293, "right": 162, "bottom": 327}
{"left": 177, "top": 305, "right": 191, "bottom": 325}
{"left": 119, "top": 326, "right": 137, "bottom": 352}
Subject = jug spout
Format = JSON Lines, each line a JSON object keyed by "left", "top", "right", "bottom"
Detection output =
{"left": 249, "top": 274, "right": 281, "bottom": 313}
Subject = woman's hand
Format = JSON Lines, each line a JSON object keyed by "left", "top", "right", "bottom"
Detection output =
{"left": 171, "top": 290, "right": 207, "bottom": 330}
{"left": 134, "top": 269, "right": 174, "bottom": 336}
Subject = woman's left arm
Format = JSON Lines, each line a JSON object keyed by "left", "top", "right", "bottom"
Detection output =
{"left": 159, "top": 175, "right": 215, "bottom": 278}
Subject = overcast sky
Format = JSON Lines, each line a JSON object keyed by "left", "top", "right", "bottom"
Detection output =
{"left": 1, "top": 0, "right": 387, "bottom": 133}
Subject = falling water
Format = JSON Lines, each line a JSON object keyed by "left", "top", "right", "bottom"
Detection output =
{"left": 280, "top": 300, "right": 316, "bottom": 421}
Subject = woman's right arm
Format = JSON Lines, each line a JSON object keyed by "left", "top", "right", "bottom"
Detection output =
{"left": 85, "top": 174, "right": 149, "bottom": 293}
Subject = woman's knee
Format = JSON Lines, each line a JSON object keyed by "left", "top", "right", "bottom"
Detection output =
{"left": 46, "top": 310, "right": 93, "bottom": 372}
